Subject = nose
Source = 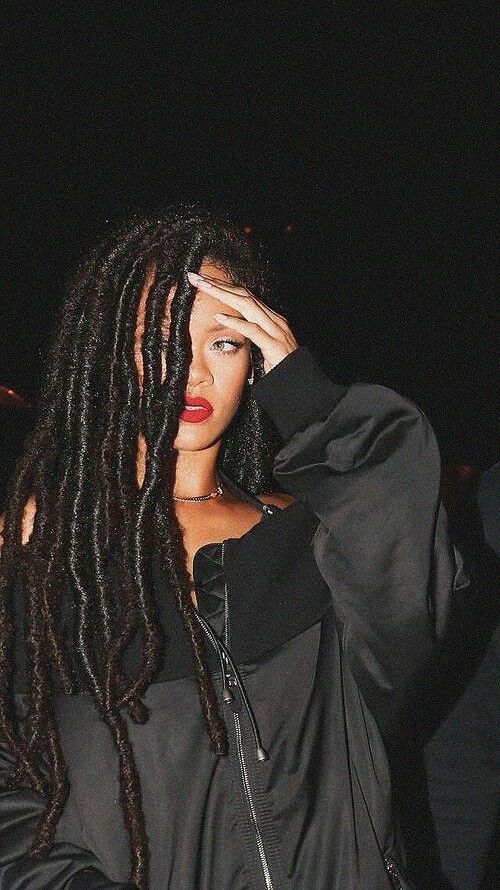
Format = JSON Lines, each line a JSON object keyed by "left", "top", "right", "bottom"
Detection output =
{"left": 186, "top": 348, "right": 213, "bottom": 390}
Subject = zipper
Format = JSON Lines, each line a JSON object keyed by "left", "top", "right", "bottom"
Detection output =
{"left": 232, "top": 699, "right": 275, "bottom": 890}
{"left": 221, "top": 541, "right": 275, "bottom": 890}
{"left": 383, "top": 853, "right": 408, "bottom": 889}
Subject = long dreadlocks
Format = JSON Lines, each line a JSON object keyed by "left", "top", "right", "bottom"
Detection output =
{"left": 0, "top": 208, "right": 281, "bottom": 889}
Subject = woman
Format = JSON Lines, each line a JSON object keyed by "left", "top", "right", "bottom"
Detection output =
{"left": 0, "top": 208, "right": 464, "bottom": 889}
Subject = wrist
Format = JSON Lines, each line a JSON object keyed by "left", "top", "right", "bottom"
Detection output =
{"left": 252, "top": 347, "right": 347, "bottom": 441}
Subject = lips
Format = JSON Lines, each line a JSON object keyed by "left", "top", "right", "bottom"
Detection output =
{"left": 184, "top": 396, "right": 213, "bottom": 409}
{"left": 180, "top": 395, "right": 213, "bottom": 423}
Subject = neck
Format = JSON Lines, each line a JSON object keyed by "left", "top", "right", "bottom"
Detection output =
{"left": 172, "top": 444, "right": 222, "bottom": 498}
{"left": 135, "top": 433, "right": 221, "bottom": 497}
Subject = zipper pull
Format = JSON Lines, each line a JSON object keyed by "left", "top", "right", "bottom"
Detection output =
{"left": 261, "top": 503, "right": 275, "bottom": 515}
{"left": 194, "top": 609, "right": 269, "bottom": 763}
{"left": 383, "top": 854, "right": 407, "bottom": 889}
{"left": 229, "top": 693, "right": 243, "bottom": 714}
{"left": 224, "top": 677, "right": 268, "bottom": 761}
{"left": 221, "top": 654, "right": 234, "bottom": 703}
{"left": 224, "top": 676, "right": 241, "bottom": 712}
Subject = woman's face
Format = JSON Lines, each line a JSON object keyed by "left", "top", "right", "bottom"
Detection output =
{"left": 134, "top": 261, "right": 252, "bottom": 452}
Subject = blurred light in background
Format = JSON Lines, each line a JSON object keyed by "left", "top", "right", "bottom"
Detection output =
{"left": 0, "top": 384, "right": 31, "bottom": 409}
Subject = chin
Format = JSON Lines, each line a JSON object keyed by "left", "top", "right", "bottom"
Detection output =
{"left": 173, "top": 429, "right": 223, "bottom": 452}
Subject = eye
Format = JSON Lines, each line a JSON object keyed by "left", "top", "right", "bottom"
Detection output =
{"left": 211, "top": 338, "right": 245, "bottom": 353}
{"left": 159, "top": 338, "right": 246, "bottom": 354}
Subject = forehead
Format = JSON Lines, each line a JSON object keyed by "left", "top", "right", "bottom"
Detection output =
{"left": 166, "top": 260, "right": 244, "bottom": 326}
{"left": 198, "top": 260, "right": 232, "bottom": 283}
{"left": 135, "top": 261, "right": 244, "bottom": 341}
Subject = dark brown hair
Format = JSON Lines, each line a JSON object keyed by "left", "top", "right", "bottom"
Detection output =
{"left": 0, "top": 207, "right": 280, "bottom": 888}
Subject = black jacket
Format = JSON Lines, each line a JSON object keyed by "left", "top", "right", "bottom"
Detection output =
{"left": 0, "top": 347, "right": 467, "bottom": 889}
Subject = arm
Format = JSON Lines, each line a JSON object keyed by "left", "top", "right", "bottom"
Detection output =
{"left": 252, "top": 347, "right": 468, "bottom": 746}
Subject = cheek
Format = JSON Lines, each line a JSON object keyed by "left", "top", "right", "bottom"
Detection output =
{"left": 218, "top": 361, "right": 248, "bottom": 410}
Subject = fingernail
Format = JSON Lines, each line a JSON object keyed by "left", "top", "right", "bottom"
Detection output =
{"left": 214, "top": 313, "right": 228, "bottom": 320}
{"left": 187, "top": 272, "right": 209, "bottom": 284}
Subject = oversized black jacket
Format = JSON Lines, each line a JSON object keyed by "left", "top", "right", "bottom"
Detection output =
{"left": 0, "top": 347, "right": 467, "bottom": 889}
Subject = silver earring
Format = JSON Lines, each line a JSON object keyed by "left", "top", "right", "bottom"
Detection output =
{"left": 247, "top": 363, "right": 254, "bottom": 385}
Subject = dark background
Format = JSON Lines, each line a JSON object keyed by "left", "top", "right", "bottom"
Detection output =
{"left": 0, "top": 9, "right": 498, "bottom": 884}
{"left": 0, "top": 3, "right": 497, "bottom": 474}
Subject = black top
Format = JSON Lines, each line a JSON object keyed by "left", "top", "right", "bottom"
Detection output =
{"left": 10, "top": 438, "right": 332, "bottom": 695}
{"left": 2, "top": 347, "right": 465, "bottom": 890}
{"left": 149, "top": 471, "right": 332, "bottom": 681}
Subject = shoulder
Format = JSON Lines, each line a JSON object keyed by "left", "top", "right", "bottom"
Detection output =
{"left": 256, "top": 491, "right": 295, "bottom": 510}
{"left": 0, "top": 494, "right": 37, "bottom": 549}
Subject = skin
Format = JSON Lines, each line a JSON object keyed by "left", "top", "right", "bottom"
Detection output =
{"left": 1, "top": 260, "right": 300, "bottom": 606}
{"left": 134, "top": 261, "right": 254, "bottom": 495}
{"left": 135, "top": 260, "right": 300, "bottom": 595}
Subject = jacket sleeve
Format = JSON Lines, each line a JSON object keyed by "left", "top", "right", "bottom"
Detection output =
{"left": 0, "top": 698, "right": 134, "bottom": 889}
{"left": 252, "top": 347, "right": 468, "bottom": 746}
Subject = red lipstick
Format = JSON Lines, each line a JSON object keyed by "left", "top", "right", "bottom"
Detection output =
{"left": 180, "top": 395, "right": 213, "bottom": 423}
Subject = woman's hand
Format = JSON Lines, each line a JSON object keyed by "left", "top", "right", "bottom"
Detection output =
{"left": 186, "top": 271, "right": 299, "bottom": 374}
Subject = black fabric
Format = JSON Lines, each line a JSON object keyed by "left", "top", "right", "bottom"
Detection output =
{"left": 151, "top": 490, "right": 331, "bottom": 681}
{"left": 422, "top": 625, "right": 500, "bottom": 890}
{"left": 9, "top": 441, "right": 331, "bottom": 692}
{"left": 1, "top": 346, "right": 468, "bottom": 889}
{"left": 253, "top": 349, "right": 456, "bottom": 749}
{"left": 250, "top": 346, "right": 348, "bottom": 442}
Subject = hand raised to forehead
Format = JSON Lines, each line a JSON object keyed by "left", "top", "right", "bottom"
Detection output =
{"left": 187, "top": 272, "right": 299, "bottom": 375}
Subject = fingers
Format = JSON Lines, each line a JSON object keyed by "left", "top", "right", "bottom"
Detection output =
{"left": 212, "top": 313, "right": 277, "bottom": 354}
{"left": 249, "top": 295, "right": 290, "bottom": 331}
{"left": 186, "top": 271, "right": 289, "bottom": 336}
{"left": 201, "top": 274, "right": 289, "bottom": 329}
